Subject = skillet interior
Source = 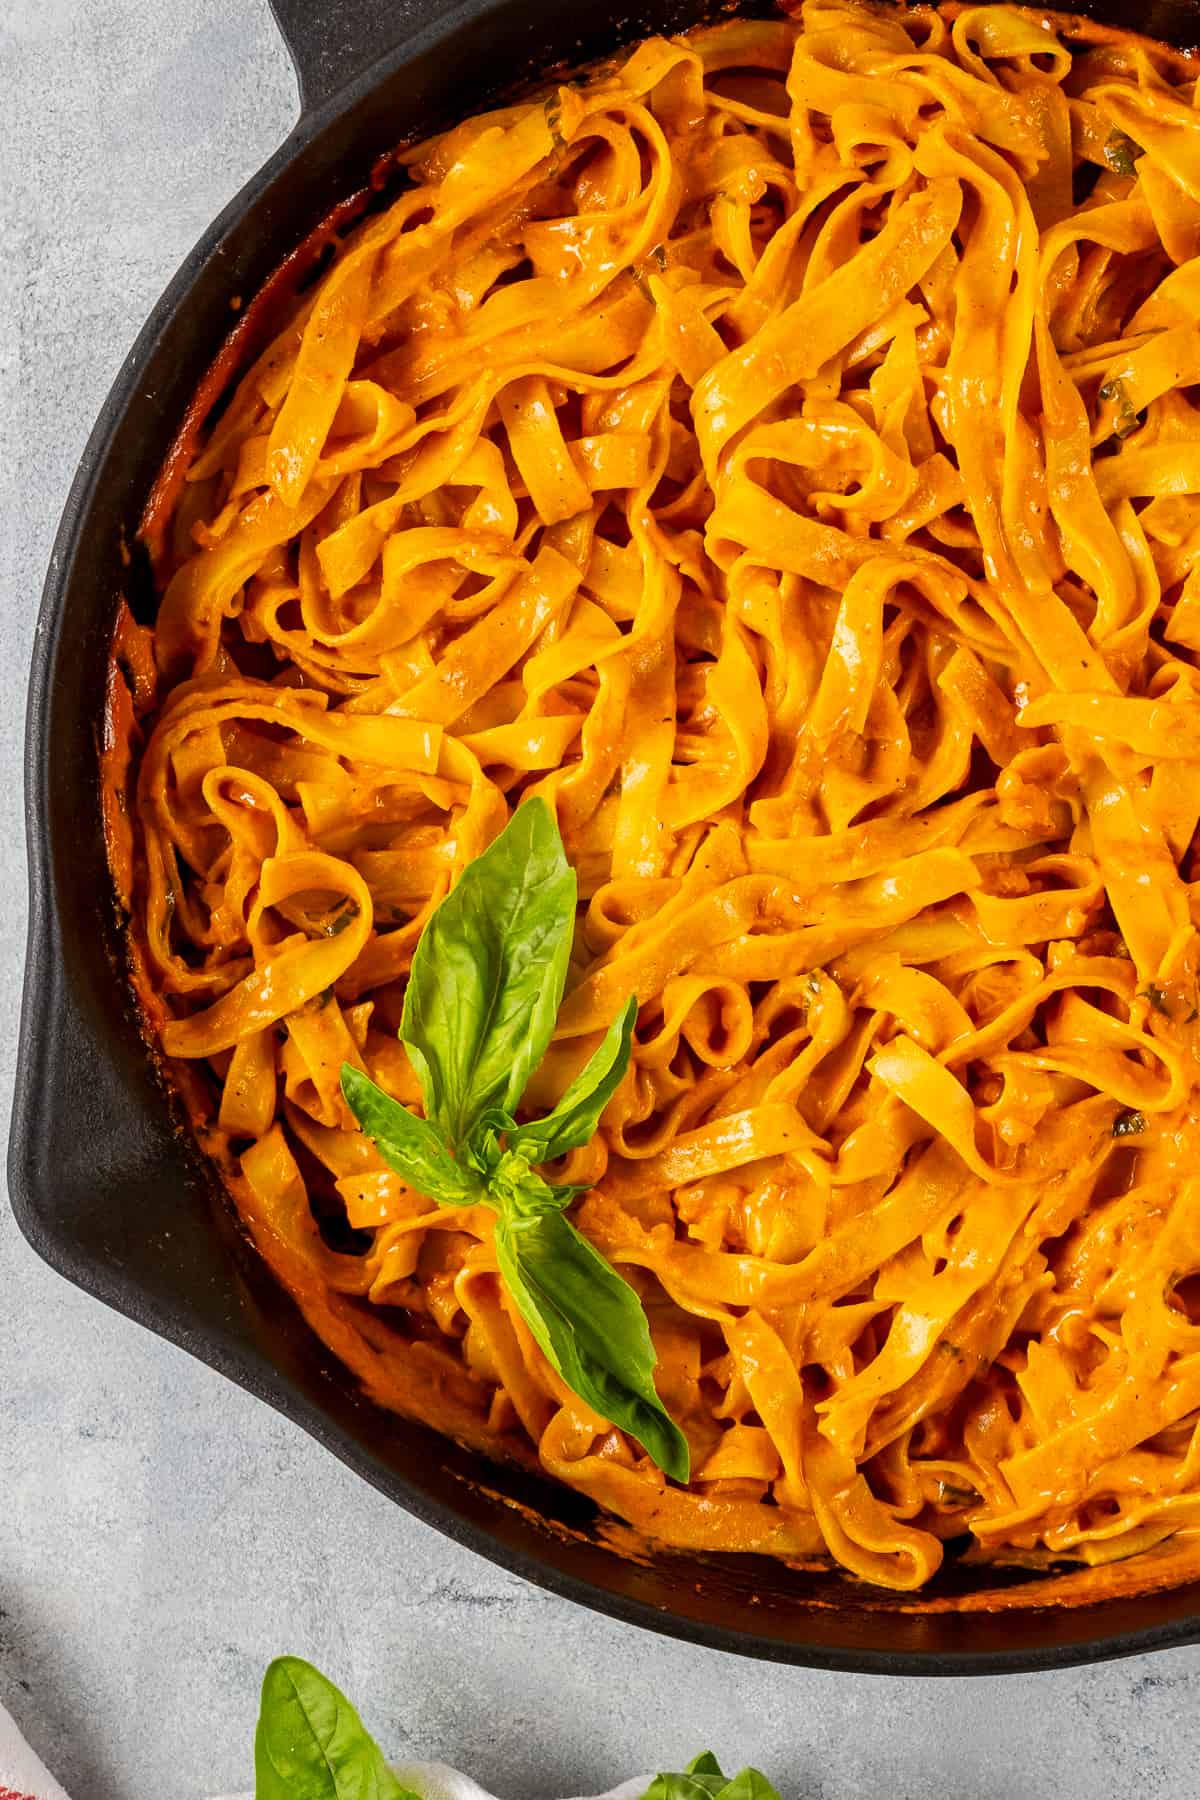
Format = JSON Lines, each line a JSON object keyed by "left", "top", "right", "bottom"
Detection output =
{"left": 13, "top": 0, "right": 1200, "bottom": 1669}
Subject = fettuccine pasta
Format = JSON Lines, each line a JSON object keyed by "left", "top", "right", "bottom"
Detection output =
{"left": 107, "top": 0, "right": 1200, "bottom": 1594}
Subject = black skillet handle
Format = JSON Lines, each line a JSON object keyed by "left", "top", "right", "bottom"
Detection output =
{"left": 267, "top": 0, "right": 452, "bottom": 115}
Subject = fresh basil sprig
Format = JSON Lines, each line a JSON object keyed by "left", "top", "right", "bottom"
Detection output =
{"left": 641, "top": 1752, "right": 783, "bottom": 1800}
{"left": 255, "top": 1656, "right": 419, "bottom": 1800}
{"left": 339, "top": 797, "right": 689, "bottom": 1483}
{"left": 253, "top": 1660, "right": 782, "bottom": 1800}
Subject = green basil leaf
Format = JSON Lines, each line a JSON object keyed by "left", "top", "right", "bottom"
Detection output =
{"left": 641, "top": 1768, "right": 727, "bottom": 1800}
{"left": 487, "top": 1148, "right": 578, "bottom": 1213}
{"left": 254, "top": 1656, "right": 417, "bottom": 1800}
{"left": 341, "top": 1066, "right": 485, "bottom": 1209}
{"left": 640, "top": 1760, "right": 782, "bottom": 1800}
{"left": 543, "top": 1180, "right": 592, "bottom": 1207}
{"left": 401, "top": 798, "right": 576, "bottom": 1145}
{"left": 506, "top": 995, "right": 637, "bottom": 1164}
{"left": 1103, "top": 128, "right": 1143, "bottom": 178}
{"left": 716, "top": 1771, "right": 782, "bottom": 1800}
{"left": 494, "top": 1204, "right": 690, "bottom": 1481}
{"left": 687, "top": 1756, "right": 726, "bottom": 1779}
{"left": 641, "top": 1779, "right": 722, "bottom": 1800}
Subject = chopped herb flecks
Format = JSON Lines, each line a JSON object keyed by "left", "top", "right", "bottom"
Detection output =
{"left": 1099, "top": 375, "right": 1141, "bottom": 439}
{"left": 1103, "top": 129, "right": 1144, "bottom": 178}
{"left": 544, "top": 96, "right": 568, "bottom": 153}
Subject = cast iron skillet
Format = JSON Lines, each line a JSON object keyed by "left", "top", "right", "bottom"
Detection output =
{"left": 12, "top": 0, "right": 1200, "bottom": 1673}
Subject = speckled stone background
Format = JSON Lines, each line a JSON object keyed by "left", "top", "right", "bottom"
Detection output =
{"left": 3, "top": 2, "right": 1200, "bottom": 1795}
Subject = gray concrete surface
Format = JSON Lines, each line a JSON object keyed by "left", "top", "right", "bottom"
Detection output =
{"left": 2, "top": 2, "right": 1200, "bottom": 1795}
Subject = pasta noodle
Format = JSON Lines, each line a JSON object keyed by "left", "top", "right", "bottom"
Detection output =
{"left": 106, "top": 0, "right": 1200, "bottom": 1594}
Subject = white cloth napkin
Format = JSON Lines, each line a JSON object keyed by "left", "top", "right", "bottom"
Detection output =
{"left": 0, "top": 1698, "right": 72, "bottom": 1800}
{"left": 213, "top": 1775, "right": 649, "bottom": 1800}
{"left": 0, "top": 1695, "right": 648, "bottom": 1800}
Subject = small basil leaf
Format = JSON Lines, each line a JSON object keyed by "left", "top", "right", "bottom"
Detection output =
{"left": 1103, "top": 128, "right": 1143, "bottom": 178}
{"left": 401, "top": 798, "right": 576, "bottom": 1145}
{"left": 493, "top": 1205, "right": 690, "bottom": 1481}
{"left": 543, "top": 1181, "right": 592, "bottom": 1207}
{"left": 254, "top": 1656, "right": 416, "bottom": 1800}
{"left": 488, "top": 1149, "right": 577, "bottom": 1213}
{"left": 341, "top": 1066, "right": 485, "bottom": 1209}
{"left": 716, "top": 1771, "right": 782, "bottom": 1800}
{"left": 641, "top": 1774, "right": 726, "bottom": 1800}
{"left": 506, "top": 995, "right": 637, "bottom": 1164}
{"left": 641, "top": 1761, "right": 781, "bottom": 1800}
